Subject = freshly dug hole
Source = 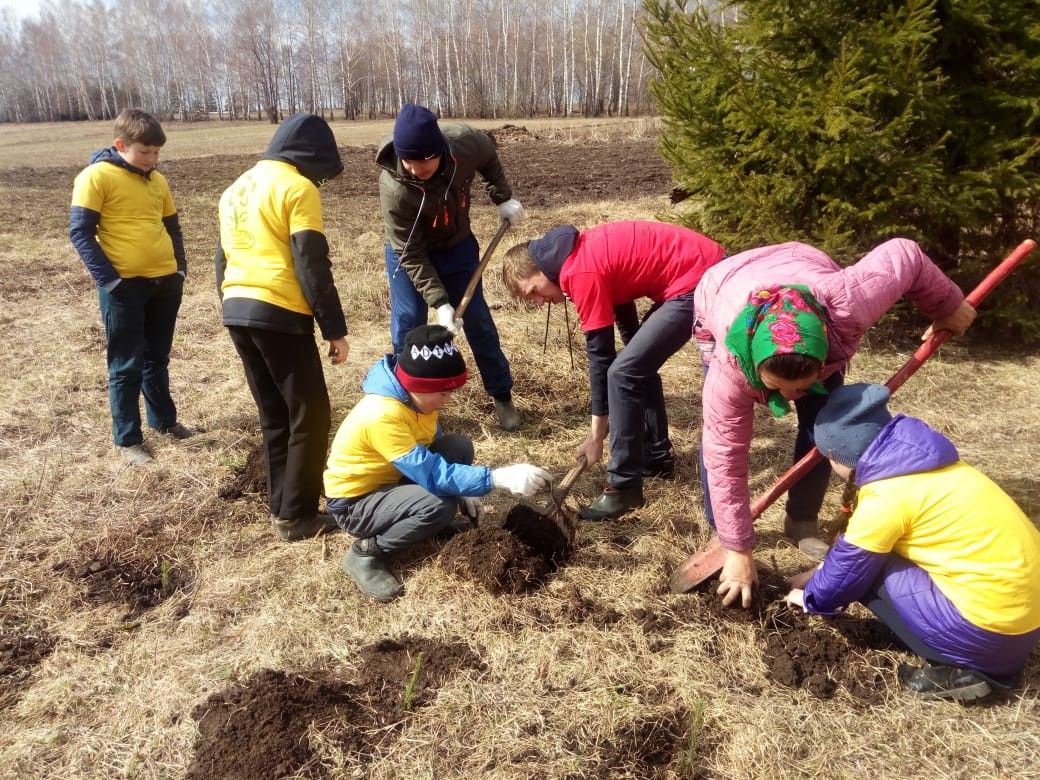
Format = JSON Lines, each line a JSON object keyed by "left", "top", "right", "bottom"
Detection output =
{"left": 503, "top": 504, "right": 571, "bottom": 564}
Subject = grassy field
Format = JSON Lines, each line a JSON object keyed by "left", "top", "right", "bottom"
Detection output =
{"left": 0, "top": 116, "right": 1037, "bottom": 779}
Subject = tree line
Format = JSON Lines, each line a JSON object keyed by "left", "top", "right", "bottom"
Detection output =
{"left": 0, "top": 0, "right": 655, "bottom": 123}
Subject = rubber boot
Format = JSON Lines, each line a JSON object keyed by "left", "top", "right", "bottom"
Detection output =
{"left": 343, "top": 538, "right": 403, "bottom": 602}
{"left": 494, "top": 397, "right": 521, "bottom": 432}
{"left": 272, "top": 513, "right": 340, "bottom": 542}
{"left": 897, "top": 663, "right": 993, "bottom": 701}
{"left": 783, "top": 515, "right": 830, "bottom": 561}
{"left": 578, "top": 484, "right": 645, "bottom": 521}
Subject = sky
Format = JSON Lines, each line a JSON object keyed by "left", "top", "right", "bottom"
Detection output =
{"left": 1, "top": 0, "right": 43, "bottom": 22}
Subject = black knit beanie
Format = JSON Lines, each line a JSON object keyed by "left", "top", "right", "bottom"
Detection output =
{"left": 393, "top": 104, "right": 446, "bottom": 161}
{"left": 395, "top": 325, "right": 468, "bottom": 393}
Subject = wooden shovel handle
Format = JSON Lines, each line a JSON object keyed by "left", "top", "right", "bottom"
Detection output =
{"left": 553, "top": 455, "right": 589, "bottom": 505}
{"left": 456, "top": 219, "right": 511, "bottom": 321}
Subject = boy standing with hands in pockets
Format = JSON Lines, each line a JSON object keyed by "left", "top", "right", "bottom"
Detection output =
{"left": 70, "top": 108, "right": 194, "bottom": 466}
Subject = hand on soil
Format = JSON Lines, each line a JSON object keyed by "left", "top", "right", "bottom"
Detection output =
{"left": 491, "top": 464, "right": 552, "bottom": 496}
{"left": 785, "top": 588, "right": 805, "bottom": 609}
{"left": 458, "top": 496, "right": 484, "bottom": 524}
{"left": 327, "top": 338, "right": 349, "bottom": 365}
{"left": 717, "top": 548, "right": 758, "bottom": 609}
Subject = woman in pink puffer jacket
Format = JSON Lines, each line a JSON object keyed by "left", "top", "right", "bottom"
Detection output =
{"left": 693, "top": 238, "right": 976, "bottom": 608}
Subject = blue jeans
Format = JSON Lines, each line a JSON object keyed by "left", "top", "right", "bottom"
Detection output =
{"left": 97, "top": 274, "right": 183, "bottom": 446}
{"left": 385, "top": 235, "right": 513, "bottom": 399}
{"left": 699, "top": 368, "right": 844, "bottom": 528}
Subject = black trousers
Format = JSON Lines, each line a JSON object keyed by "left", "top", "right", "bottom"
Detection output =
{"left": 227, "top": 326, "right": 331, "bottom": 520}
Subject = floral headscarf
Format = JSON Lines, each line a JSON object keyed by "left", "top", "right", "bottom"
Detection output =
{"left": 723, "top": 285, "right": 829, "bottom": 417}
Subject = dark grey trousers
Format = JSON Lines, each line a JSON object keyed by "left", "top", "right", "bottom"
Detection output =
{"left": 607, "top": 292, "right": 694, "bottom": 488}
{"left": 328, "top": 434, "right": 474, "bottom": 554}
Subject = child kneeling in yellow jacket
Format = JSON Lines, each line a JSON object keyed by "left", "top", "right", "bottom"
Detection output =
{"left": 325, "top": 325, "right": 550, "bottom": 601}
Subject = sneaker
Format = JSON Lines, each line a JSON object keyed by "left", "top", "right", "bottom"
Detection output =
{"left": 118, "top": 443, "right": 154, "bottom": 466}
{"left": 272, "top": 513, "right": 340, "bottom": 542}
{"left": 577, "top": 484, "right": 645, "bottom": 521}
{"left": 783, "top": 515, "right": 829, "bottom": 561}
{"left": 493, "top": 397, "right": 521, "bottom": 432}
{"left": 343, "top": 538, "right": 404, "bottom": 602}
{"left": 897, "top": 662, "right": 993, "bottom": 701}
{"left": 157, "top": 422, "right": 195, "bottom": 439}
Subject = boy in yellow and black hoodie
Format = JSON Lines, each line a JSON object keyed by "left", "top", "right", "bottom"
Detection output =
{"left": 216, "top": 113, "right": 349, "bottom": 543}
{"left": 70, "top": 108, "right": 194, "bottom": 466}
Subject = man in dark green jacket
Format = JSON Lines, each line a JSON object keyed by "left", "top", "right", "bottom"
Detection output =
{"left": 377, "top": 103, "right": 524, "bottom": 431}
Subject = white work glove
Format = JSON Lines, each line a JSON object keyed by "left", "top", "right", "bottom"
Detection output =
{"left": 498, "top": 198, "right": 525, "bottom": 227}
{"left": 459, "top": 496, "right": 484, "bottom": 525}
{"left": 436, "top": 303, "right": 461, "bottom": 334}
{"left": 491, "top": 463, "right": 551, "bottom": 497}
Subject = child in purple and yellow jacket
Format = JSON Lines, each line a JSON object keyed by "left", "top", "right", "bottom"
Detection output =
{"left": 786, "top": 383, "right": 1040, "bottom": 701}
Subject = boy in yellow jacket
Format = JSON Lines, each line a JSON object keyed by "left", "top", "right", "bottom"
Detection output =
{"left": 70, "top": 108, "right": 194, "bottom": 465}
{"left": 217, "top": 113, "right": 349, "bottom": 542}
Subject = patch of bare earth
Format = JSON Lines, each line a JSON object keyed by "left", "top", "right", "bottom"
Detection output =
{"left": 186, "top": 636, "right": 485, "bottom": 779}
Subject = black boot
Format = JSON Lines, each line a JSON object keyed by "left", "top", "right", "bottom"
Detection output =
{"left": 342, "top": 538, "right": 404, "bottom": 602}
{"left": 578, "top": 484, "right": 645, "bottom": 521}
{"left": 642, "top": 453, "right": 676, "bottom": 480}
{"left": 897, "top": 662, "right": 993, "bottom": 701}
{"left": 272, "top": 513, "right": 340, "bottom": 542}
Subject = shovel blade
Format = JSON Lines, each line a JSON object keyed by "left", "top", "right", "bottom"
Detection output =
{"left": 668, "top": 535, "right": 725, "bottom": 593}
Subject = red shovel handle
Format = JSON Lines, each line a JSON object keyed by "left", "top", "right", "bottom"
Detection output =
{"left": 669, "top": 238, "right": 1036, "bottom": 593}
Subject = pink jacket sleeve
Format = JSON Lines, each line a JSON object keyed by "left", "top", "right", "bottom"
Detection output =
{"left": 819, "top": 238, "right": 964, "bottom": 337}
{"left": 701, "top": 359, "right": 759, "bottom": 550}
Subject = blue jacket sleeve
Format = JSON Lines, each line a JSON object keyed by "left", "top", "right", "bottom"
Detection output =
{"left": 585, "top": 326, "right": 616, "bottom": 417}
{"left": 163, "top": 213, "right": 186, "bottom": 275}
{"left": 69, "top": 205, "right": 119, "bottom": 287}
{"left": 392, "top": 444, "right": 493, "bottom": 497}
{"left": 803, "top": 536, "right": 889, "bottom": 616}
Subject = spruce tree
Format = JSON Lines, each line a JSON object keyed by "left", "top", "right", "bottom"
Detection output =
{"left": 644, "top": 0, "right": 1040, "bottom": 336}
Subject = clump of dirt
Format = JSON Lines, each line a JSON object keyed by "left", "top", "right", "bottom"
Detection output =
{"left": 355, "top": 635, "right": 487, "bottom": 721}
{"left": 761, "top": 603, "right": 894, "bottom": 702}
{"left": 566, "top": 706, "right": 692, "bottom": 777}
{"left": 0, "top": 627, "right": 56, "bottom": 707}
{"left": 55, "top": 550, "right": 192, "bottom": 619}
{"left": 438, "top": 526, "right": 552, "bottom": 594}
{"left": 187, "top": 636, "right": 485, "bottom": 778}
{"left": 217, "top": 443, "right": 267, "bottom": 501}
{"left": 485, "top": 124, "right": 539, "bottom": 144}
{"left": 503, "top": 504, "right": 571, "bottom": 565}
{"left": 187, "top": 668, "right": 362, "bottom": 780}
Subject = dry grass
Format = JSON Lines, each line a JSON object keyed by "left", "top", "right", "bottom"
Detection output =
{"left": 0, "top": 116, "right": 659, "bottom": 169}
{"left": 0, "top": 118, "right": 1038, "bottom": 779}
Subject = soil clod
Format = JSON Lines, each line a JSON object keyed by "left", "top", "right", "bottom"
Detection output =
{"left": 438, "top": 525, "right": 552, "bottom": 594}
{"left": 217, "top": 443, "right": 267, "bottom": 501}
{"left": 64, "top": 550, "right": 192, "bottom": 619}
{"left": 0, "top": 627, "right": 56, "bottom": 708}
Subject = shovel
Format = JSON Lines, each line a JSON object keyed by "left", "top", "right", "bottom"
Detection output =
{"left": 668, "top": 237, "right": 1037, "bottom": 594}
{"left": 504, "top": 456, "right": 589, "bottom": 562}
{"left": 455, "top": 219, "right": 511, "bottom": 321}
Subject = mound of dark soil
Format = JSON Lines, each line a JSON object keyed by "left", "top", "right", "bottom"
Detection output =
{"left": 438, "top": 525, "right": 552, "bottom": 594}
{"left": 55, "top": 551, "right": 192, "bottom": 619}
{"left": 217, "top": 443, "right": 267, "bottom": 501}
{"left": 503, "top": 504, "right": 571, "bottom": 564}
{"left": 187, "top": 668, "right": 362, "bottom": 780}
{"left": 485, "top": 124, "right": 539, "bottom": 144}
{"left": 761, "top": 604, "right": 893, "bottom": 702}
{"left": 0, "top": 627, "right": 56, "bottom": 707}
{"left": 355, "top": 635, "right": 487, "bottom": 720}
{"left": 187, "top": 636, "right": 485, "bottom": 778}
{"left": 565, "top": 706, "right": 693, "bottom": 778}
